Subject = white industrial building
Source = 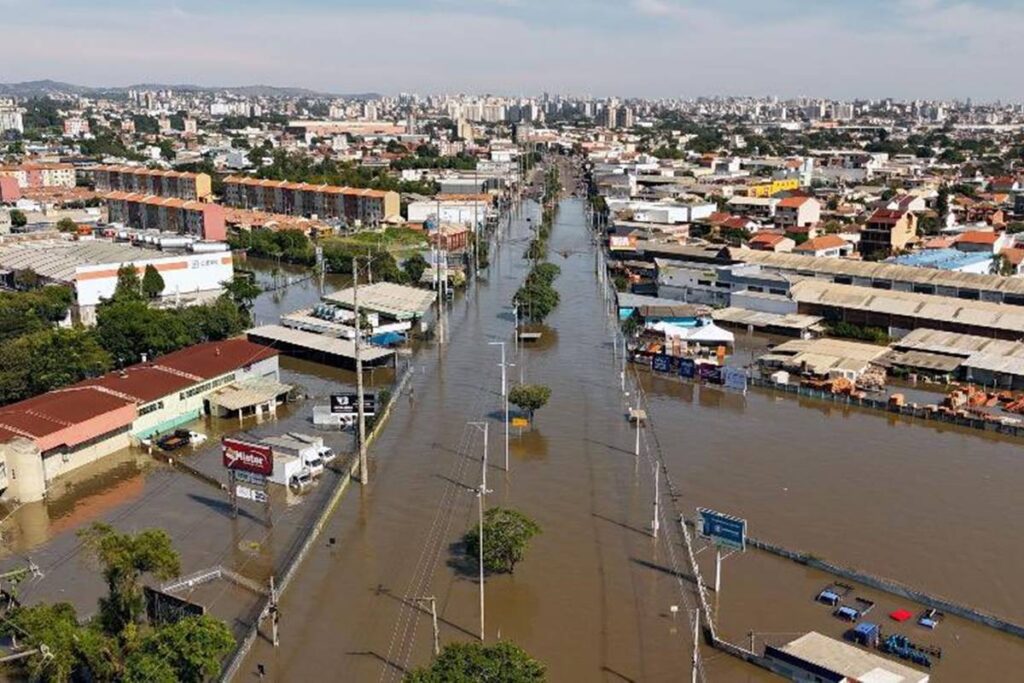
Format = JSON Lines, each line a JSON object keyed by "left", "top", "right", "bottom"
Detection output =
{"left": 0, "top": 237, "right": 233, "bottom": 324}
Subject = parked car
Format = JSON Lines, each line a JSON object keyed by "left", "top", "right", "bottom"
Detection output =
{"left": 289, "top": 469, "right": 314, "bottom": 493}
{"left": 157, "top": 429, "right": 192, "bottom": 452}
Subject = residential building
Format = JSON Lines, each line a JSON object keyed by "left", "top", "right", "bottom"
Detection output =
{"left": 747, "top": 232, "right": 795, "bottom": 253}
{"left": 102, "top": 191, "right": 227, "bottom": 241}
{"left": 93, "top": 165, "right": 213, "bottom": 201}
{"left": 0, "top": 106, "right": 23, "bottom": 134}
{"left": 774, "top": 196, "right": 821, "bottom": 230}
{"left": 63, "top": 116, "right": 90, "bottom": 137}
{"left": 0, "top": 163, "right": 77, "bottom": 189}
{"left": 955, "top": 230, "right": 1009, "bottom": 255}
{"left": 222, "top": 176, "right": 400, "bottom": 226}
{"left": 744, "top": 178, "right": 799, "bottom": 198}
{"left": 792, "top": 234, "right": 851, "bottom": 258}
{"left": 861, "top": 208, "right": 917, "bottom": 257}
{"left": 407, "top": 195, "right": 491, "bottom": 227}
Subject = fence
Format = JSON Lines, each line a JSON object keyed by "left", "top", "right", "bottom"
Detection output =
{"left": 748, "top": 377, "right": 1024, "bottom": 439}
{"left": 219, "top": 366, "right": 414, "bottom": 682}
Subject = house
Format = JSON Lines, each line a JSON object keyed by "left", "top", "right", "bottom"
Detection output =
{"left": 955, "top": 230, "right": 1009, "bottom": 255}
{"left": 774, "top": 196, "right": 821, "bottom": 230}
{"left": 793, "top": 234, "right": 851, "bottom": 258}
{"left": 990, "top": 176, "right": 1020, "bottom": 193}
{"left": 861, "top": 208, "right": 918, "bottom": 258}
{"left": 999, "top": 247, "right": 1024, "bottom": 276}
{"left": 748, "top": 232, "right": 794, "bottom": 253}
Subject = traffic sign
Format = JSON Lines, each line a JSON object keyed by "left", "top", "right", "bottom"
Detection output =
{"left": 234, "top": 469, "right": 267, "bottom": 486}
{"left": 697, "top": 507, "right": 747, "bottom": 551}
{"left": 222, "top": 437, "right": 274, "bottom": 476}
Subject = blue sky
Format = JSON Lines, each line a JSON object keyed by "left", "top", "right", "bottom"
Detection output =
{"left": 4, "top": 0, "right": 1023, "bottom": 99}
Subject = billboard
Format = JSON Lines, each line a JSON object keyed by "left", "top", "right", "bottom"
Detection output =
{"left": 222, "top": 438, "right": 274, "bottom": 476}
{"left": 330, "top": 392, "right": 377, "bottom": 416}
{"left": 699, "top": 364, "right": 723, "bottom": 385}
{"left": 651, "top": 354, "right": 672, "bottom": 373}
{"left": 144, "top": 586, "right": 206, "bottom": 626}
{"left": 722, "top": 367, "right": 748, "bottom": 393}
{"left": 697, "top": 508, "right": 747, "bottom": 551}
{"left": 235, "top": 484, "right": 269, "bottom": 504}
{"left": 608, "top": 235, "right": 637, "bottom": 252}
{"left": 679, "top": 358, "right": 696, "bottom": 379}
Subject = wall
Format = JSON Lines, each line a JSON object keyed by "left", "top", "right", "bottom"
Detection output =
{"left": 41, "top": 429, "right": 132, "bottom": 489}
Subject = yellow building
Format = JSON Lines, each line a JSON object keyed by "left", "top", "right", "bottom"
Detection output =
{"left": 745, "top": 178, "right": 800, "bottom": 198}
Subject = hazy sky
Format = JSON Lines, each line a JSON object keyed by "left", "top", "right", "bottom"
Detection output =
{"left": 4, "top": 0, "right": 1023, "bottom": 99}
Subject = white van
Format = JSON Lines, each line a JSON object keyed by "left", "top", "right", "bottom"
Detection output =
{"left": 289, "top": 468, "right": 314, "bottom": 493}
{"left": 304, "top": 455, "right": 325, "bottom": 478}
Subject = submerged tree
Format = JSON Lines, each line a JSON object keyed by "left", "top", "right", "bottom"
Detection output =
{"left": 463, "top": 507, "right": 542, "bottom": 574}
{"left": 405, "top": 641, "right": 545, "bottom": 682}
{"left": 508, "top": 384, "right": 552, "bottom": 420}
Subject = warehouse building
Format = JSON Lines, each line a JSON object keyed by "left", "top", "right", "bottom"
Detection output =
{"left": 883, "top": 328, "right": 1024, "bottom": 389}
{"left": 0, "top": 339, "right": 279, "bottom": 503}
{"left": 790, "top": 279, "right": 1024, "bottom": 341}
{"left": 0, "top": 237, "right": 233, "bottom": 325}
{"left": 222, "top": 176, "right": 400, "bottom": 226}
{"left": 765, "top": 631, "right": 929, "bottom": 683}
{"left": 92, "top": 165, "right": 212, "bottom": 201}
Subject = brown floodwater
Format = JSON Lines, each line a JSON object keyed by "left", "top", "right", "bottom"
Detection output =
{"left": 237, "top": 194, "right": 1023, "bottom": 682}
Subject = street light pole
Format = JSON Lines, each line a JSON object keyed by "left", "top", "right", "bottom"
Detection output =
{"left": 489, "top": 341, "right": 509, "bottom": 472}
{"left": 469, "top": 421, "right": 490, "bottom": 642}
{"left": 353, "top": 256, "right": 367, "bottom": 486}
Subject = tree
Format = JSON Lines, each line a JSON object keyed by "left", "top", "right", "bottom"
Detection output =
{"left": 78, "top": 523, "right": 181, "bottom": 636}
{"left": 113, "top": 264, "right": 144, "bottom": 302}
{"left": 123, "top": 616, "right": 234, "bottom": 683}
{"left": 991, "top": 252, "right": 1014, "bottom": 277}
{"left": 0, "top": 603, "right": 119, "bottom": 683}
{"left": 405, "top": 641, "right": 545, "bottom": 682}
{"left": 10, "top": 208, "right": 27, "bottom": 228}
{"left": 56, "top": 216, "right": 78, "bottom": 233}
{"left": 141, "top": 264, "right": 165, "bottom": 300}
{"left": 402, "top": 252, "right": 429, "bottom": 284}
{"left": 221, "top": 275, "right": 262, "bottom": 310}
{"left": 464, "top": 507, "right": 541, "bottom": 575}
{"left": 508, "top": 384, "right": 551, "bottom": 420}
{"left": 936, "top": 184, "right": 949, "bottom": 220}
{"left": 513, "top": 278, "right": 560, "bottom": 323}
{"left": 13, "top": 268, "right": 40, "bottom": 290}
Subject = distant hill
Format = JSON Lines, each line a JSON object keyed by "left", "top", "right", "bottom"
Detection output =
{"left": 0, "top": 80, "right": 379, "bottom": 99}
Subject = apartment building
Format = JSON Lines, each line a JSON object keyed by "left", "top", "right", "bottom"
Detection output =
{"left": 0, "top": 163, "right": 77, "bottom": 189}
{"left": 63, "top": 116, "right": 90, "bottom": 137}
{"left": 103, "top": 191, "right": 226, "bottom": 240}
{"left": 93, "top": 165, "right": 212, "bottom": 201}
{"left": 774, "top": 196, "right": 821, "bottom": 230}
{"left": 0, "top": 106, "right": 23, "bottom": 134}
{"left": 222, "top": 176, "right": 400, "bottom": 226}
{"left": 861, "top": 208, "right": 917, "bottom": 258}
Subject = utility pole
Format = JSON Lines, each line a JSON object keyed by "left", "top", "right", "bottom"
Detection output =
{"left": 353, "top": 257, "right": 367, "bottom": 485}
{"left": 269, "top": 575, "right": 280, "bottom": 647}
{"left": 634, "top": 392, "right": 641, "bottom": 459}
{"left": 411, "top": 596, "right": 440, "bottom": 656}
{"left": 489, "top": 341, "right": 509, "bottom": 472}
{"left": 468, "top": 421, "right": 490, "bottom": 642}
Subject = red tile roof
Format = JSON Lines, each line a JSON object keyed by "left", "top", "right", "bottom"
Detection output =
{"left": 794, "top": 234, "right": 848, "bottom": 252}
{"left": 957, "top": 230, "right": 998, "bottom": 245}
{"left": 778, "top": 196, "right": 812, "bottom": 209}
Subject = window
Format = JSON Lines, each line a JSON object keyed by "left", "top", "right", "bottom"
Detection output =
{"left": 697, "top": 279, "right": 712, "bottom": 287}
{"left": 138, "top": 400, "right": 164, "bottom": 416}
{"left": 957, "top": 289, "right": 980, "bottom": 301}
{"left": 747, "top": 285, "right": 764, "bottom": 293}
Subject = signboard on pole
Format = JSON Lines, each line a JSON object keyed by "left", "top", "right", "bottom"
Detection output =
{"left": 697, "top": 507, "right": 747, "bottom": 551}
{"left": 679, "top": 358, "right": 696, "bottom": 379}
{"left": 330, "top": 392, "right": 377, "bottom": 416}
{"left": 235, "top": 484, "right": 269, "bottom": 504}
{"left": 222, "top": 438, "right": 273, "bottom": 476}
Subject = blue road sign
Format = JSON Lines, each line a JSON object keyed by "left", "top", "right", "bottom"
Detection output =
{"left": 697, "top": 507, "right": 747, "bottom": 551}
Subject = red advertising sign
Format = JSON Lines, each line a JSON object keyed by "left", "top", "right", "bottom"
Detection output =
{"left": 222, "top": 438, "right": 273, "bottom": 476}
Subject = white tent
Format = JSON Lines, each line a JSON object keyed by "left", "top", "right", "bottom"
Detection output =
{"left": 648, "top": 321, "right": 735, "bottom": 345}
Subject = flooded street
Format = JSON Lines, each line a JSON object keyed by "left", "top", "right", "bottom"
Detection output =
{"left": 237, "top": 194, "right": 1024, "bottom": 681}
{"left": 4, "top": 191, "right": 1018, "bottom": 681}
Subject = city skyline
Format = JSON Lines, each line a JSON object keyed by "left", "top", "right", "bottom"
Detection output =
{"left": 5, "top": 0, "right": 1024, "bottom": 100}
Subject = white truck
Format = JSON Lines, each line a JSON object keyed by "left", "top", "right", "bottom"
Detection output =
{"left": 266, "top": 453, "right": 307, "bottom": 487}
{"left": 262, "top": 433, "right": 327, "bottom": 477}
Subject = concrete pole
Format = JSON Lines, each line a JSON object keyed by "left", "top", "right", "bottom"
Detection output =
{"left": 430, "top": 597, "right": 440, "bottom": 656}
{"left": 692, "top": 608, "right": 700, "bottom": 683}
{"left": 652, "top": 466, "right": 660, "bottom": 539}
{"left": 353, "top": 257, "right": 367, "bottom": 486}
{"left": 714, "top": 548, "right": 722, "bottom": 594}
{"left": 489, "top": 341, "right": 508, "bottom": 472}
{"left": 634, "top": 394, "right": 641, "bottom": 459}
